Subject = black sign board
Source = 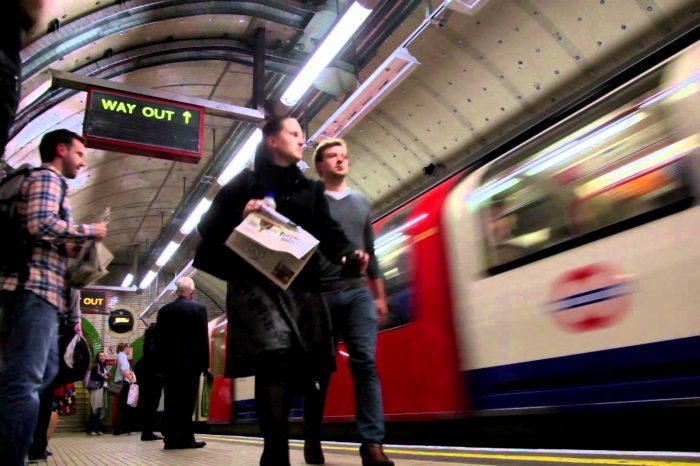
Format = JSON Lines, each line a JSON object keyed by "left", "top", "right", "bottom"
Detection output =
{"left": 108, "top": 309, "right": 135, "bottom": 334}
{"left": 83, "top": 87, "right": 204, "bottom": 163}
{"left": 80, "top": 290, "right": 107, "bottom": 314}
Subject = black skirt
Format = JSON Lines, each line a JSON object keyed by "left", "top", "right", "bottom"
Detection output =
{"left": 224, "top": 278, "right": 335, "bottom": 379}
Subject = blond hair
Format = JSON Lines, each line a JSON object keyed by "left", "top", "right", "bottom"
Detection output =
{"left": 313, "top": 137, "right": 347, "bottom": 164}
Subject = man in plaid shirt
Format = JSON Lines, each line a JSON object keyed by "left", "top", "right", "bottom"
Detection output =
{"left": 0, "top": 129, "right": 107, "bottom": 465}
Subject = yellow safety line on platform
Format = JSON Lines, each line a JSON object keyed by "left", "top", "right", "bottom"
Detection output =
{"left": 197, "top": 435, "right": 700, "bottom": 465}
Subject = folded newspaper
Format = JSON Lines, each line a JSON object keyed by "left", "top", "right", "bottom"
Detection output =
{"left": 226, "top": 206, "right": 319, "bottom": 289}
{"left": 68, "top": 208, "right": 114, "bottom": 288}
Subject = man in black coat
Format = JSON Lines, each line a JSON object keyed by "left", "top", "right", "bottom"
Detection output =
{"left": 155, "top": 277, "right": 209, "bottom": 450}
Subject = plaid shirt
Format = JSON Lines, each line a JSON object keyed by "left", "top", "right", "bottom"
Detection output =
{"left": 0, "top": 164, "right": 97, "bottom": 310}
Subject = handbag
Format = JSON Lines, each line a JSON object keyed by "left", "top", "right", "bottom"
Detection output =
{"left": 127, "top": 383, "right": 139, "bottom": 407}
{"left": 108, "top": 380, "right": 123, "bottom": 396}
{"left": 85, "top": 370, "right": 104, "bottom": 390}
{"left": 56, "top": 315, "right": 91, "bottom": 385}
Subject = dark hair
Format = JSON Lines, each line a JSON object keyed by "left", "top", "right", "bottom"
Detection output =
{"left": 116, "top": 342, "right": 128, "bottom": 353}
{"left": 39, "top": 129, "right": 83, "bottom": 163}
{"left": 255, "top": 117, "right": 293, "bottom": 161}
{"left": 95, "top": 352, "right": 105, "bottom": 363}
{"left": 262, "top": 117, "right": 289, "bottom": 139}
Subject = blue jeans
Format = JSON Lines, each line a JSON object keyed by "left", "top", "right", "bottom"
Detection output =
{"left": 324, "top": 287, "right": 385, "bottom": 444}
{"left": 0, "top": 290, "right": 59, "bottom": 466}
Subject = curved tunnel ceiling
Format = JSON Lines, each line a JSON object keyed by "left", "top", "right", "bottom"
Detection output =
{"left": 5, "top": 0, "right": 700, "bottom": 307}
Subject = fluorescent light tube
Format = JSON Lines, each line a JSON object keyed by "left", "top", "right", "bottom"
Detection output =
{"left": 139, "top": 270, "right": 158, "bottom": 289}
{"left": 217, "top": 129, "right": 263, "bottom": 186}
{"left": 280, "top": 1, "right": 372, "bottom": 107}
{"left": 308, "top": 47, "right": 420, "bottom": 142}
{"left": 447, "top": 0, "right": 490, "bottom": 15}
{"left": 155, "top": 241, "right": 180, "bottom": 267}
{"left": 180, "top": 198, "right": 213, "bottom": 234}
{"left": 120, "top": 273, "right": 134, "bottom": 288}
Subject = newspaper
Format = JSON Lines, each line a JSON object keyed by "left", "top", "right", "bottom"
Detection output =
{"left": 68, "top": 208, "right": 114, "bottom": 288}
{"left": 226, "top": 206, "right": 319, "bottom": 289}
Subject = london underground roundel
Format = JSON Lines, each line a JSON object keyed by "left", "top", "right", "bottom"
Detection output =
{"left": 109, "top": 308, "right": 135, "bottom": 335}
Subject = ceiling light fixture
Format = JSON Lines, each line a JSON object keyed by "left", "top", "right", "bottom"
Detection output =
{"left": 120, "top": 273, "right": 134, "bottom": 288}
{"left": 155, "top": 241, "right": 180, "bottom": 267}
{"left": 308, "top": 47, "right": 420, "bottom": 142}
{"left": 447, "top": 0, "right": 491, "bottom": 15}
{"left": 217, "top": 128, "right": 263, "bottom": 185}
{"left": 280, "top": 1, "right": 373, "bottom": 107}
{"left": 139, "top": 270, "right": 158, "bottom": 289}
{"left": 180, "top": 198, "right": 213, "bottom": 234}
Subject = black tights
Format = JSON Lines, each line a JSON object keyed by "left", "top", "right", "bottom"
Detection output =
{"left": 255, "top": 371, "right": 329, "bottom": 466}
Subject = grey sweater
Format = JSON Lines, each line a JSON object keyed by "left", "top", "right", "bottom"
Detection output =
{"left": 318, "top": 189, "right": 381, "bottom": 282}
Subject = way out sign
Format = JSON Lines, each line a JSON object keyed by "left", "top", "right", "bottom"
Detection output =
{"left": 83, "top": 87, "right": 205, "bottom": 163}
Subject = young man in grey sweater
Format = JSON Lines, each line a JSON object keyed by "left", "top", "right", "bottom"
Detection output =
{"left": 303, "top": 138, "right": 393, "bottom": 466}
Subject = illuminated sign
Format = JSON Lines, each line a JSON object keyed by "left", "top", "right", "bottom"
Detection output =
{"left": 80, "top": 290, "right": 107, "bottom": 314}
{"left": 108, "top": 309, "right": 135, "bottom": 334}
{"left": 83, "top": 87, "right": 205, "bottom": 163}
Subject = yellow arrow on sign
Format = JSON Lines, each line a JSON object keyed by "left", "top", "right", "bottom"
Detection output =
{"left": 183, "top": 111, "right": 192, "bottom": 124}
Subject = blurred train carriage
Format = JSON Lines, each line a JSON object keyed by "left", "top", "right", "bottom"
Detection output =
{"left": 201, "top": 39, "right": 700, "bottom": 430}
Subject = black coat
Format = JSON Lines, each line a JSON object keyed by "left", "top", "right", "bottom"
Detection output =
{"left": 194, "top": 154, "right": 356, "bottom": 289}
{"left": 195, "top": 153, "right": 358, "bottom": 378}
{"left": 154, "top": 296, "right": 209, "bottom": 375}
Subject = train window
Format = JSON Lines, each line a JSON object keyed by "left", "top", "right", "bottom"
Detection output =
{"left": 375, "top": 209, "right": 414, "bottom": 331}
{"left": 471, "top": 59, "right": 697, "bottom": 274}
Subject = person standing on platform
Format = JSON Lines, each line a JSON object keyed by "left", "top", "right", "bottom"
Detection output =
{"left": 0, "top": 129, "right": 107, "bottom": 466}
{"left": 305, "top": 137, "right": 394, "bottom": 466}
{"left": 154, "top": 277, "right": 209, "bottom": 450}
{"left": 134, "top": 322, "right": 163, "bottom": 441}
{"left": 112, "top": 342, "right": 136, "bottom": 435}
{"left": 195, "top": 117, "right": 368, "bottom": 466}
{"left": 28, "top": 287, "right": 85, "bottom": 460}
{"left": 85, "top": 352, "right": 109, "bottom": 436}
{"left": 1, "top": 0, "right": 52, "bottom": 158}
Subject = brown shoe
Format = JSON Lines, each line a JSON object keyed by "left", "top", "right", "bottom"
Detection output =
{"left": 304, "top": 440, "right": 325, "bottom": 464}
{"left": 360, "top": 443, "right": 394, "bottom": 466}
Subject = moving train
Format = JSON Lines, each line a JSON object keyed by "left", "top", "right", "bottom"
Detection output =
{"left": 201, "top": 39, "right": 700, "bottom": 428}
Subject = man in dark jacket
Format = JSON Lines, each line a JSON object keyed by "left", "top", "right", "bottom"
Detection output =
{"left": 155, "top": 277, "right": 209, "bottom": 450}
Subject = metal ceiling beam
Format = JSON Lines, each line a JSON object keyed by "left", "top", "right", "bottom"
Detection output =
{"left": 253, "top": 28, "right": 267, "bottom": 113}
{"left": 51, "top": 70, "right": 264, "bottom": 121}
{"left": 12, "top": 39, "right": 300, "bottom": 139}
{"left": 20, "top": 0, "right": 319, "bottom": 83}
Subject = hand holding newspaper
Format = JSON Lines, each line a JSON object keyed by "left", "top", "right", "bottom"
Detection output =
{"left": 68, "top": 208, "right": 114, "bottom": 288}
{"left": 225, "top": 205, "right": 319, "bottom": 289}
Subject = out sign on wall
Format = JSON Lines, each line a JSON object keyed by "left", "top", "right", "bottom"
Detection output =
{"left": 81, "top": 290, "right": 107, "bottom": 314}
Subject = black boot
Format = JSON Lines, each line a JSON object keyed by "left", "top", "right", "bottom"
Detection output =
{"left": 304, "top": 440, "right": 325, "bottom": 464}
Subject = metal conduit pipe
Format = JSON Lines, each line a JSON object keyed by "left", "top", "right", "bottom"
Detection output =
{"left": 20, "top": 0, "right": 319, "bottom": 83}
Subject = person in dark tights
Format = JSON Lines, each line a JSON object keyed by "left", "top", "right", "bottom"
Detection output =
{"left": 195, "top": 117, "right": 368, "bottom": 466}
{"left": 133, "top": 323, "right": 163, "bottom": 441}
